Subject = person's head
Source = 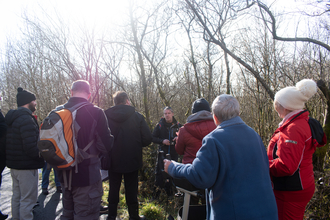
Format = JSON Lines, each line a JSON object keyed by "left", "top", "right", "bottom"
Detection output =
{"left": 274, "top": 79, "right": 317, "bottom": 118}
{"left": 71, "top": 80, "right": 91, "bottom": 100}
{"left": 113, "top": 91, "right": 130, "bottom": 106}
{"left": 273, "top": 101, "right": 292, "bottom": 119}
{"left": 211, "top": 94, "right": 240, "bottom": 125}
{"left": 163, "top": 106, "right": 174, "bottom": 123}
{"left": 16, "top": 87, "right": 37, "bottom": 112}
{"left": 191, "top": 98, "right": 211, "bottom": 114}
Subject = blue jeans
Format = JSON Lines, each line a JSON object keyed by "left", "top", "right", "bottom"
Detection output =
{"left": 42, "top": 162, "right": 61, "bottom": 188}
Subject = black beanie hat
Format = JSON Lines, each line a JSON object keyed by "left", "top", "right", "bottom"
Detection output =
{"left": 192, "top": 98, "right": 211, "bottom": 114}
{"left": 16, "top": 87, "right": 36, "bottom": 107}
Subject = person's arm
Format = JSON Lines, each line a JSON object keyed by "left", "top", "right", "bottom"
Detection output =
{"left": 165, "top": 136, "right": 220, "bottom": 189}
{"left": 269, "top": 124, "right": 307, "bottom": 177}
{"left": 175, "top": 127, "right": 185, "bottom": 155}
{"left": 95, "top": 109, "right": 114, "bottom": 155}
{"left": 21, "top": 115, "right": 40, "bottom": 159}
{"left": 139, "top": 114, "right": 152, "bottom": 147}
{"left": 0, "top": 111, "right": 7, "bottom": 138}
{"left": 152, "top": 123, "right": 163, "bottom": 144}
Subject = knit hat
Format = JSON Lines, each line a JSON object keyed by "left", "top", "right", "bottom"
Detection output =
{"left": 274, "top": 79, "right": 317, "bottom": 110}
{"left": 192, "top": 98, "right": 211, "bottom": 114}
{"left": 16, "top": 87, "right": 36, "bottom": 107}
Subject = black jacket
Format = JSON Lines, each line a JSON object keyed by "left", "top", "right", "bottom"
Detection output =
{"left": 0, "top": 110, "right": 7, "bottom": 173}
{"left": 105, "top": 105, "right": 152, "bottom": 173}
{"left": 5, "top": 107, "right": 44, "bottom": 169}
{"left": 58, "top": 97, "right": 114, "bottom": 187}
{"left": 152, "top": 117, "right": 181, "bottom": 162}
{"left": 152, "top": 117, "right": 181, "bottom": 145}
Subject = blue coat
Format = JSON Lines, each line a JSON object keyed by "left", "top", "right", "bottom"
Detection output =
{"left": 168, "top": 116, "right": 278, "bottom": 220}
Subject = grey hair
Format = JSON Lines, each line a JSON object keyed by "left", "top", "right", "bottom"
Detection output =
{"left": 212, "top": 94, "right": 240, "bottom": 123}
{"left": 163, "top": 106, "right": 173, "bottom": 113}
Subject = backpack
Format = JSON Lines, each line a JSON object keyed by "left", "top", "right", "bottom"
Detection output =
{"left": 38, "top": 102, "right": 97, "bottom": 188}
{"left": 290, "top": 110, "right": 327, "bottom": 148}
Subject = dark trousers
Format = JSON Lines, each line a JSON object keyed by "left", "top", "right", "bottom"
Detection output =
{"left": 108, "top": 170, "right": 139, "bottom": 219}
{"left": 0, "top": 161, "right": 5, "bottom": 186}
{"left": 60, "top": 179, "right": 102, "bottom": 220}
{"left": 154, "top": 145, "right": 178, "bottom": 197}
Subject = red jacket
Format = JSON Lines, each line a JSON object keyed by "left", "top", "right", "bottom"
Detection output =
{"left": 175, "top": 111, "right": 216, "bottom": 164}
{"left": 267, "top": 111, "right": 325, "bottom": 191}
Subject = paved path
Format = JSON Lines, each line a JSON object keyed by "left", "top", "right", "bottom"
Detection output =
{"left": 0, "top": 167, "right": 108, "bottom": 220}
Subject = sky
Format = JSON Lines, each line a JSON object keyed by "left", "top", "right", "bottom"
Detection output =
{"left": 0, "top": 0, "right": 325, "bottom": 53}
{"left": 0, "top": 0, "right": 130, "bottom": 49}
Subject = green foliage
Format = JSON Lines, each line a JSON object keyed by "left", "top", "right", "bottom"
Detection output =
{"left": 102, "top": 181, "right": 109, "bottom": 206}
{"left": 141, "top": 202, "right": 164, "bottom": 220}
{"left": 305, "top": 154, "right": 330, "bottom": 220}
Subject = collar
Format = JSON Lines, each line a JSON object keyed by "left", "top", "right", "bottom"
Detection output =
{"left": 17, "top": 106, "right": 33, "bottom": 114}
{"left": 218, "top": 116, "right": 245, "bottom": 129}
{"left": 279, "top": 109, "right": 304, "bottom": 127}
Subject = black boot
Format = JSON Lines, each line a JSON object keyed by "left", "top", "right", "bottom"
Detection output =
{"left": 0, "top": 211, "right": 8, "bottom": 220}
{"left": 128, "top": 203, "right": 146, "bottom": 220}
{"left": 107, "top": 204, "right": 117, "bottom": 220}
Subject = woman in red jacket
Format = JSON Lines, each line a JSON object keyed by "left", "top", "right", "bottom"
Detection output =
{"left": 175, "top": 98, "right": 216, "bottom": 164}
{"left": 267, "top": 79, "right": 326, "bottom": 220}
{"left": 175, "top": 98, "right": 216, "bottom": 205}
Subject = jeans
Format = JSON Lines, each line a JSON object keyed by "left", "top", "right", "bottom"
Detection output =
{"left": 42, "top": 162, "right": 61, "bottom": 188}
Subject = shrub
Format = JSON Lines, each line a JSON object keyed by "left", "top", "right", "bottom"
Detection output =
{"left": 141, "top": 202, "right": 164, "bottom": 220}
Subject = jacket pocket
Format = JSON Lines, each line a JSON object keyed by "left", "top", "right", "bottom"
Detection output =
{"left": 273, "top": 168, "right": 303, "bottom": 191}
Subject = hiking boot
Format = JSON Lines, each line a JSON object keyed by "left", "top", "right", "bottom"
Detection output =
{"left": 129, "top": 216, "right": 146, "bottom": 220}
{"left": 0, "top": 212, "right": 8, "bottom": 220}
{"left": 42, "top": 188, "right": 49, "bottom": 195}
{"left": 100, "top": 205, "right": 108, "bottom": 215}
{"left": 56, "top": 186, "right": 62, "bottom": 193}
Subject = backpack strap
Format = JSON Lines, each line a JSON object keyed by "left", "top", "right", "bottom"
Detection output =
{"left": 288, "top": 110, "right": 307, "bottom": 123}
{"left": 63, "top": 169, "right": 73, "bottom": 190}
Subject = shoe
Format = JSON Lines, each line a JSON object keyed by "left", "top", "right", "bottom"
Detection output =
{"left": 175, "top": 192, "right": 183, "bottom": 197}
{"left": 0, "top": 212, "right": 8, "bottom": 220}
{"left": 100, "top": 205, "right": 108, "bottom": 215}
{"left": 42, "top": 188, "right": 49, "bottom": 195}
{"left": 56, "top": 186, "right": 62, "bottom": 193}
{"left": 129, "top": 216, "right": 146, "bottom": 220}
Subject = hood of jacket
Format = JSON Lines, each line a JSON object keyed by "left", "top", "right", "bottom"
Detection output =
{"left": 105, "top": 105, "right": 135, "bottom": 123}
{"left": 184, "top": 111, "right": 215, "bottom": 140}
{"left": 186, "top": 110, "right": 213, "bottom": 123}
{"left": 5, "top": 107, "right": 33, "bottom": 126}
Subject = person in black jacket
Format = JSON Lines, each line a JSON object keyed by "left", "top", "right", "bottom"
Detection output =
{"left": 152, "top": 106, "right": 181, "bottom": 198}
{"left": 5, "top": 87, "right": 44, "bottom": 220}
{"left": 0, "top": 109, "right": 8, "bottom": 220}
{"left": 105, "top": 91, "right": 152, "bottom": 220}
{"left": 56, "top": 80, "right": 114, "bottom": 220}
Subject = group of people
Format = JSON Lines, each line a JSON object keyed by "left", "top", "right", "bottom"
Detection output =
{"left": 0, "top": 78, "right": 326, "bottom": 220}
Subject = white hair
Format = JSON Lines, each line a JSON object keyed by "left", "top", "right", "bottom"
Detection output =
{"left": 212, "top": 94, "right": 240, "bottom": 123}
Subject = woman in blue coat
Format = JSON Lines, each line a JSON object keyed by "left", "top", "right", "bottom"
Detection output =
{"left": 165, "top": 94, "right": 278, "bottom": 220}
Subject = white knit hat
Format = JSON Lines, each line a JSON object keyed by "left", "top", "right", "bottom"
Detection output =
{"left": 274, "top": 79, "right": 317, "bottom": 110}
